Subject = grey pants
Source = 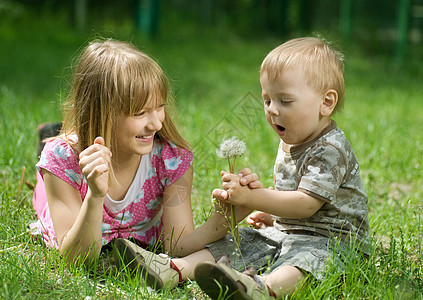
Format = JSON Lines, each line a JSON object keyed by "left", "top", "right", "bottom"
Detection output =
{"left": 207, "top": 226, "right": 352, "bottom": 280}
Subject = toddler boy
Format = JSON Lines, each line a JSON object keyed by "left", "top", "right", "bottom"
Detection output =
{"left": 194, "top": 37, "right": 370, "bottom": 298}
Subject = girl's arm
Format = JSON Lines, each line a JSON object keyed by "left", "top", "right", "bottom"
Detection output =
{"left": 162, "top": 166, "right": 227, "bottom": 257}
{"left": 44, "top": 171, "right": 104, "bottom": 264}
{"left": 161, "top": 166, "right": 195, "bottom": 255}
{"left": 46, "top": 137, "right": 111, "bottom": 265}
{"left": 162, "top": 167, "right": 256, "bottom": 257}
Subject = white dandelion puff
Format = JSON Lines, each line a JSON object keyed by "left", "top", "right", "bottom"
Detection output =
{"left": 216, "top": 137, "right": 246, "bottom": 159}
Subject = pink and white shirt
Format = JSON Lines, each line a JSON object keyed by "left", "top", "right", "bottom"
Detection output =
{"left": 30, "top": 137, "right": 193, "bottom": 249}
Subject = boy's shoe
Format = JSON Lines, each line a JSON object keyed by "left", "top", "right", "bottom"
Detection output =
{"left": 112, "top": 238, "right": 180, "bottom": 290}
{"left": 194, "top": 256, "right": 275, "bottom": 300}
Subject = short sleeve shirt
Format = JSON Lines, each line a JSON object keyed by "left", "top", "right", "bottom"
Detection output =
{"left": 35, "top": 137, "right": 193, "bottom": 248}
{"left": 273, "top": 121, "right": 370, "bottom": 253}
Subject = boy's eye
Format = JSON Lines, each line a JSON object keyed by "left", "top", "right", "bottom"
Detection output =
{"left": 280, "top": 99, "right": 292, "bottom": 104}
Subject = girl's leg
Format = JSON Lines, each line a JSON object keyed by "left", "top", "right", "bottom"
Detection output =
{"left": 172, "top": 249, "right": 215, "bottom": 280}
{"left": 263, "top": 265, "right": 305, "bottom": 298}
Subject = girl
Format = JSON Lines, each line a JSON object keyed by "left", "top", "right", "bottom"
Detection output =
{"left": 30, "top": 39, "right": 259, "bottom": 265}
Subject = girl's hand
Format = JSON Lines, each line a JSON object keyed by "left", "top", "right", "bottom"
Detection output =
{"left": 79, "top": 137, "right": 112, "bottom": 198}
{"left": 247, "top": 211, "right": 274, "bottom": 229}
{"left": 212, "top": 188, "right": 253, "bottom": 222}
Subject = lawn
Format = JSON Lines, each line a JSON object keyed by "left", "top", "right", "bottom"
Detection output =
{"left": 0, "top": 8, "right": 422, "bottom": 299}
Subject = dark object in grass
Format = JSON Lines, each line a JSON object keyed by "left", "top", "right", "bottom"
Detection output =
{"left": 37, "top": 122, "right": 62, "bottom": 157}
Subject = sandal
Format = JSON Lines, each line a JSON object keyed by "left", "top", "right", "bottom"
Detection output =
{"left": 113, "top": 238, "right": 181, "bottom": 290}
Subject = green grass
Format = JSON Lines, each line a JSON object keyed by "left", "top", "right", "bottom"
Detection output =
{"left": 1, "top": 8, "right": 422, "bottom": 299}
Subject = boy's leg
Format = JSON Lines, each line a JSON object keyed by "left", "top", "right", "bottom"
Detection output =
{"left": 263, "top": 265, "right": 305, "bottom": 298}
{"left": 172, "top": 249, "right": 215, "bottom": 280}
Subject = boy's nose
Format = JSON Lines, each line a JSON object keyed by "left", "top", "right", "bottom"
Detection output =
{"left": 267, "top": 101, "right": 279, "bottom": 116}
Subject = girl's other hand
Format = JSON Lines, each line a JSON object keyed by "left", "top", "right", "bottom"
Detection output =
{"left": 247, "top": 211, "right": 274, "bottom": 229}
{"left": 79, "top": 136, "right": 112, "bottom": 198}
{"left": 212, "top": 188, "right": 228, "bottom": 201}
{"left": 211, "top": 188, "right": 253, "bottom": 222}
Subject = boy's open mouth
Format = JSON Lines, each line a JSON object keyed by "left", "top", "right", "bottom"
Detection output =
{"left": 274, "top": 124, "right": 286, "bottom": 137}
{"left": 277, "top": 125, "right": 285, "bottom": 132}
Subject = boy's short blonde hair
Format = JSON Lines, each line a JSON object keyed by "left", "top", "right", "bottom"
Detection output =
{"left": 260, "top": 37, "right": 345, "bottom": 113}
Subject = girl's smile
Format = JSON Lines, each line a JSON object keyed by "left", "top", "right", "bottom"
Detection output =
{"left": 135, "top": 134, "right": 155, "bottom": 143}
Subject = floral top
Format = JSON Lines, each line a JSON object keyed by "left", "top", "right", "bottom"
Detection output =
{"left": 31, "top": 137, "right": 193, "bottom": 249}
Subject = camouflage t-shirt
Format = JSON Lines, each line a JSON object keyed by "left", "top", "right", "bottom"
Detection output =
{"left": 273, "top": 121, "right": 370, "bottom": 254}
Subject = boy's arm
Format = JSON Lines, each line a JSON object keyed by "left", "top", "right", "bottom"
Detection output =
{"left": 222, "top": 173, "right": 325, "bottom": 219}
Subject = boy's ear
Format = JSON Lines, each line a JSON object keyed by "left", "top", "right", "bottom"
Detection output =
{"left": 320, "top": 89, "right": 338, "bottom": 116}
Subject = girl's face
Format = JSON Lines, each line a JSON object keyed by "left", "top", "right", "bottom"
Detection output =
{"left": 114, "top": 99, "right": 165, "bottom": 160}
{"left": 261, "top": 69, "right": 330, "bottom": 146}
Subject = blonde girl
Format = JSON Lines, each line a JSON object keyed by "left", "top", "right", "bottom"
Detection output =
{"left": 30, "top": 39, "right": 259, "bottom": 265}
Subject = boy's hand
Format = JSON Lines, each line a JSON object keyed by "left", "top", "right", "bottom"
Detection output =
{"left": 247, "top": 211, "right": 274, "bottom": 228}
{"left": 238, "top": 168, "right": 264, "bottom": 189}
{"left": 215, "top": 168, "right": 263, "bottom": 201}
{"left": 79, "top": 136, "right": 112, "bottom": 198}
{"left": 221, "top": 173, "right": 251, "bottom": 207}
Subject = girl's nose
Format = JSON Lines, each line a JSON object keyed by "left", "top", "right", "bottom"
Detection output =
{"left": 147, "top": 110, "right": 163, "bottom": 131}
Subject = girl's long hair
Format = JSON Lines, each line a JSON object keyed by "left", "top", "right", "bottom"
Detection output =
{"left": 61, "top": 39, "right": 190, "bottom": 186}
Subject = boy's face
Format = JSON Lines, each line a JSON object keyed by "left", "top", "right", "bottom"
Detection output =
{"left": 260, "top": 69, "right": 331, "bottom": 146}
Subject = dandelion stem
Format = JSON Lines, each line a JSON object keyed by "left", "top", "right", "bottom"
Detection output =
{"left": 231, "top": 203, "right": 239, "bottom": 250}
{"left": 228, "top": 157, "right": 239, "bottom": 250}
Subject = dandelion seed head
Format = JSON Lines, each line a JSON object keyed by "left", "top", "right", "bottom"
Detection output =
{"left": 216, "top": 137, "right": 246, "bottom": 158}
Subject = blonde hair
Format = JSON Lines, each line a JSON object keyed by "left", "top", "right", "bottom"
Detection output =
{"left": 61, "top": 39, "right": 190, "bottom": 185}
{"left": 260, "top": 37, "right": 345, "bottom": 113}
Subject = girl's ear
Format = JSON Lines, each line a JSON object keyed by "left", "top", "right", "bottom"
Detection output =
{"left": 320, "top": 89, "right": 338, "bottom": 117}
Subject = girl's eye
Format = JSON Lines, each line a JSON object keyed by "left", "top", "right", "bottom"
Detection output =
{"left": 280, "top": 99, "right": 292, "bottom": 105}
{"left": 263, "top": 99, "right": 271, "bottom": 106}
{"left": 134, "top": 111, "right": 145, "bottom": 117}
